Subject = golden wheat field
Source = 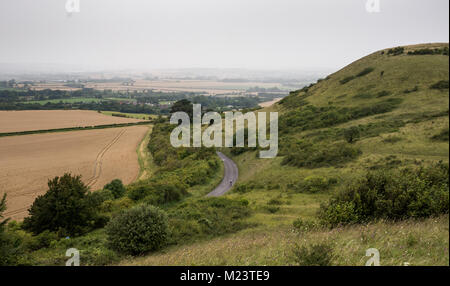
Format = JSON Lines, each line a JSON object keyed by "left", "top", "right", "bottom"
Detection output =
{"left": 0, "top": 110, "right": 144, "bottom": 133}
{"left": 0, "top": 125, "right": 149, "bottom": 221}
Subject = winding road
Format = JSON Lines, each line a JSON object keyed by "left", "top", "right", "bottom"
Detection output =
{"left": 207, "top": 151, "right": 239, "bottom": 197}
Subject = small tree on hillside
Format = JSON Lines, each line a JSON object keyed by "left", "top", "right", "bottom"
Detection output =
{"left": 344, "top": 127, "right": 360, "bottom": 143}
{"left": 103, "top": 179, "right": 126, "bottom": 199}
{"left": 23, "top": 173, "right": 97, "bottom": 236}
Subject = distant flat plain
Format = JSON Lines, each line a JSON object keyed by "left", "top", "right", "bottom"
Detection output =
{"left": 27, "top": 79, "right": 288, "bottom": 95}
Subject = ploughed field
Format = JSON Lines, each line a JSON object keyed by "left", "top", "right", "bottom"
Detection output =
{"left": 0, "top": 110, "right": 144, "bottom": 133}
{"left": 0, "top": 125, "right": 148, "bottom": 220}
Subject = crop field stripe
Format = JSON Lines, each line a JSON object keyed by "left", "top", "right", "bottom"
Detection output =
{"left": 5, "top": 187, "right": 42, "bottom": 199}
{"left": 0, "top": 121, "right": 152, "bottom": 137}
{"left": 1, "top": 126, "right": 149, "bottom": 220}
{"left": 86, "top": 128, "right": 127, "bottom": 187}
{"left": 3, "top": 206, "right": 29, "bottom": 217}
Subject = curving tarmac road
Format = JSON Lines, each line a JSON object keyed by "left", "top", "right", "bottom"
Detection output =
{"left": 207, "top": 151, "right": 238, "bottom": 197}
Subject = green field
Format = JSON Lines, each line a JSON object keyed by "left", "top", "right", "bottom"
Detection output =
{"left": 24, "top": 97, "right": 105, "bottom": 104}
{"left": 105, "top": 97, "right": 137, "bottom": 103}
{"left": 22, "top": 97, "right": 136, "bottom": 105}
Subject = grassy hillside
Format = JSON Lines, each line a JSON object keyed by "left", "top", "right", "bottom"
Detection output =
{"left": 120, "top": 43, "right": 449, "bottom": 266}
{"left": 236, "top": 42, "right": 448, "bottom": 184}
{"left": 2, "top": 44, "right": 447, "bottom": 266}
{"left": 120, "top": 215, "right": 449, "bottom": 266}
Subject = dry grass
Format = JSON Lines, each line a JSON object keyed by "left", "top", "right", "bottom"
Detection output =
{"left": 136, "top": 125, "right": 157, "bottom": 181}
{"left": 119, "top": 215, "right": 449, "bottom": 266}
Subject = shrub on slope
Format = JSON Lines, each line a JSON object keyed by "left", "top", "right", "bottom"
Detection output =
{"left": 319, "top": 163, "right": 449, "bottom": 227}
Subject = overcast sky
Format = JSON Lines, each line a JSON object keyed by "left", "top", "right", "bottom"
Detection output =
{"left": 0, "top": 0, "right": 448, "bottom": 71}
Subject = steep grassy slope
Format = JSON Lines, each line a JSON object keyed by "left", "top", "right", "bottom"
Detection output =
{"left": 121, "top": 43, "right": 449, "bottom": 266}
{"left": 226, "top": 43, "right": 449, "bottom": 230}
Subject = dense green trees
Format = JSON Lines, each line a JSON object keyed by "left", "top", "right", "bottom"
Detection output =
{"left": 170, "top": 99, "right": 193, "bottom": 118}
{"left": 23, "top": 174, "right": 102, "bottom": 236}
{"left": 0, "top": 194, "right": 20, "bottom": 266}
{"left": 103, "top": 179, "right": 126, "bottom": 199}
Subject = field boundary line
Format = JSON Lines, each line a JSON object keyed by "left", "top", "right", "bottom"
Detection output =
{"left": 0, "top": 121, "right": 152, "bottom": 138}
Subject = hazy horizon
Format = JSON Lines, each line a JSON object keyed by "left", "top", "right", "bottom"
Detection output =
{"left": 0, "top": 0, "right": 449, "bottom": 73}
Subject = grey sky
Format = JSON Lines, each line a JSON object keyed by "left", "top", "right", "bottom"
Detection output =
{"left": 0, "top": 0, "right": 448, "bottom": 71}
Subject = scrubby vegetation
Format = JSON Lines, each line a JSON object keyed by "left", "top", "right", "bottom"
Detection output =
{"left": 407, "top": 47, "right": 449, "bottom": 56}
{"left": 281, "top": 140, "right": 361, "bottom": 168}
{"left": 403, "top": 86, "right": 419, "bottom": 94}
{"left": 279, "top": 99, "right": 402, "bottom": 134}
{"left": 292, "top": 242, "right": 335, "bottom": 266}
{"left": 343, "top": 126, "right": 360, "bottom": 143}
{"left": 167, "top": 197, "right": 252, "bottom": 244}
{"left": 339, "top": 67, "right": 375, "bottom": 85}
{"left": 127, "top": 122, "right": 221, "bottom": 205}
{"left": 430, "top": 80, "right": 449, "bottom": 90}
{"left": 387, "top": 47, "right": 404, "bottom": 56}
{"left": 287, "top": 176, "right": 338, "bottom": 194}
{"left": 105, "top": 204, "right": 169, "bottom": 254}
{"left": 318, "top": 163, "right": 449, "bottom": 227}
{"left": 356, "top": 67, "right": 375, "bottom": 77}
{"left": 431, "top": 128, "right": 449, "bottom": 141}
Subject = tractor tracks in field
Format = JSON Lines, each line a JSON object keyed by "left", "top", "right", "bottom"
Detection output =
{"left": 4, "top": 206, "right": 29, "bottom": 217}
{"left": 3, "top": 128, "right": 127, "bottom": 218}
{"left": 86, "top": 128, "right": 126, "bottom": 188}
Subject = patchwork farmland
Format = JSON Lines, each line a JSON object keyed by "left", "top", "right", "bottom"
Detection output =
{"left": 0, "top": 111, "right": 149, "bottom": 220}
